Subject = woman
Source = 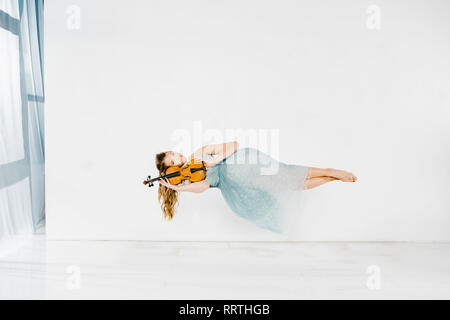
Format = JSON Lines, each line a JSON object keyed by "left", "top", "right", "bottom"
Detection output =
{"left": 155, "top": 141, "right": 357, "bottom": 233}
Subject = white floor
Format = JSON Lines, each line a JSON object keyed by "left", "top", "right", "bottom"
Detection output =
{"left": 0, "top": 235, "right": 449, "bottom": 299}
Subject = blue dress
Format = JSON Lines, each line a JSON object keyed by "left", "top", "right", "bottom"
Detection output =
{"left": 205, "top": 148, "right": 309, "bottom": 234}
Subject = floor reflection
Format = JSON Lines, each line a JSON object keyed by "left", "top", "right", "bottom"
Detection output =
{"left": 1, "top": 236, "right": 450, "bottom": 299}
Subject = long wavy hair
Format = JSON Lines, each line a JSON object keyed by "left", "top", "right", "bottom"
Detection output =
{"left": 155, "top": 152, "right": 178, "bottom": 220}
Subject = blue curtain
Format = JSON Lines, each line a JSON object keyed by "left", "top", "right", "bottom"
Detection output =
{"left": 0, "top": 0, "right": 44, "bottom": 245}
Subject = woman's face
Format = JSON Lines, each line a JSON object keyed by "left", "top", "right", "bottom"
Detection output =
{"left": 164, "top": 151, "right": 186, "bottom": 167}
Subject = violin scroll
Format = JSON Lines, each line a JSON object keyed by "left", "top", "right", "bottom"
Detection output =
{"left": 143, "top": 176, "right": 154, "bottom": 187}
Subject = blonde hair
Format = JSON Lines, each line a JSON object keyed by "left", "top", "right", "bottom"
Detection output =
{"left": 155, "top": 152, "right": 178, "bottom": 220}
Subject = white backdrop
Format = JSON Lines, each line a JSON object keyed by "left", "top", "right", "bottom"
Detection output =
{"left": 45, "top": 0, "right": 450, "bottom": 241}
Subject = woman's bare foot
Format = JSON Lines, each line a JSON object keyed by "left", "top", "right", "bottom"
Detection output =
{"left": 328, "top": 169, "right": 357, "bottom": 182}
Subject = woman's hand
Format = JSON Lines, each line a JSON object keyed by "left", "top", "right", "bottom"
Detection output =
{"left": 158, "top": 178, "right": 180, "bottom": 191}
{"left": 159, "top": 179, "right": 209, "bottom": 193}
{"left": 189, "top": 154, "right": 216, "bottom": 168}
{"left": 201, "top": 159, "right": 217, "bottom": 168}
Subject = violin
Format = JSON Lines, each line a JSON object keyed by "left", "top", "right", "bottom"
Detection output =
{"left": 143, "top": 159, "right": 206, "bottom": 187}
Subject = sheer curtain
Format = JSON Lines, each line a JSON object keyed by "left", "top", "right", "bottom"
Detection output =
{"left": 0, "top": 0, "right": 44, "bottom": 249}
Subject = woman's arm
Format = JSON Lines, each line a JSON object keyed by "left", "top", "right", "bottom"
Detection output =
{"left": 190, "top": 141, "right": 239, "bottom": 165}
{"left": 158, "top": 179, "right": 210, "bottom": 193}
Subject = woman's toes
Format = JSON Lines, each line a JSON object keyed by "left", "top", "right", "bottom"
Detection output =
{"left": 343, "top": 171, "right": 356, "bottom": 182}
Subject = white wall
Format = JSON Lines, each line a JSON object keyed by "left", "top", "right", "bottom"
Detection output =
{"left": 45, "top": 0, "right": 450, "bottom": 241}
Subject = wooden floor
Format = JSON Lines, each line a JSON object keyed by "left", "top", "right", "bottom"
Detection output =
{"left": 1, "top": 235, "right": 449, "bottom": 299}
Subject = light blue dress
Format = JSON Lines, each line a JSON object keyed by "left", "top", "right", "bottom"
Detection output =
{"left": 205, "top": 148, "right": 309, "bottom": 234}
